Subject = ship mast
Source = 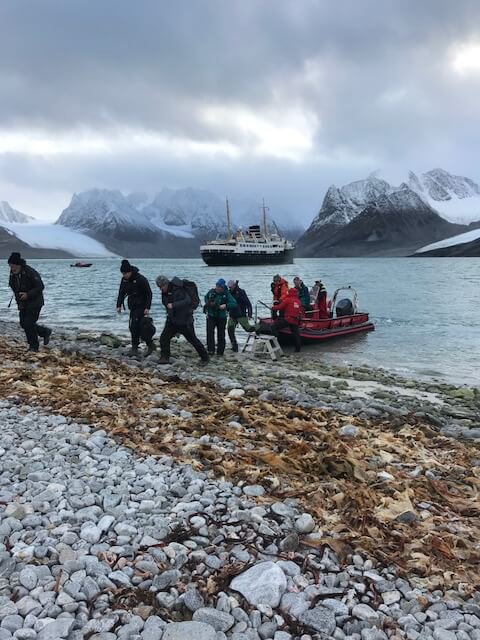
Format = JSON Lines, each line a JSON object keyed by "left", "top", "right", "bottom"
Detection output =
{"left": 262, "top": 199, "right": 269, "bottom": 237}
{"left": 226, "top": 198, "right": 232, "bottom": 239}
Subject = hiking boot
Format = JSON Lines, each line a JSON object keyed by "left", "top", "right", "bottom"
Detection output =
{"left": 145, "top": 342, "right": 157, "bottom": 356}
{"left": 158, "top": 356, "right": 170, "bottom": 365}
{"left": 28, "top": 346, "right": 39, "bottom": 353}
{"left": 199, "top": 357, "right": 209, "bottom": 367}
{"left": 231, "top": 344, "right": 239, "bottom": 353}
{"left": 127, "top": 347, "right": 139, "bottom": 357}
{"left": 43, "top": 329, "right": 52, "bottom": 346}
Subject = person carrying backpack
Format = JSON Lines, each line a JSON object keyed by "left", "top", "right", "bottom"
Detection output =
{"left": 155, "top": 275, "right": 209, "bottom": 365}
{"left": 116, "top": 260, "right": 155, "bottom": 357}
{"left": 8, "top": 252, "right": 52, "bottom": 353}
{"left": 226, "top": 279, "right": 255, "bottom": 352}
{"left": 204, "top": 278, "right": 238, "bottom": 356}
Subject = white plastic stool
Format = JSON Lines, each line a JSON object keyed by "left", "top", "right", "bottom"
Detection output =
{"left": 242, "top": 333, "right": 283, "bottom": 360}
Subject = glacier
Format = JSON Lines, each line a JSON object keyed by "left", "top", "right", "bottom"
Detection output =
{"left": 3, "top": 223, "right": 117, "bottom": 257}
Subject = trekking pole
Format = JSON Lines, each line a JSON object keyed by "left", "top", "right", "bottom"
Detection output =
{"left": 8, "top": 296, "right": 13, "bottom": 308}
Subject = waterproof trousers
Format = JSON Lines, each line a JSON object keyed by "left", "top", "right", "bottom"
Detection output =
{"left": 271, "top": 318, "right": 301, "bottom": 352}
{"left": 227, "top": 316, "right": 255, "bottom": 352}
{"left": 129, "top": 309, "right": 147, "bottom": 348}
{"left": 160, "top": 320, "right": 208, "bottom": 360}
{"left": 206, "top": 316, "right": 227, "bottom": 355}
{"left": 19, "top": 307, "right": 50, "bottom": 351}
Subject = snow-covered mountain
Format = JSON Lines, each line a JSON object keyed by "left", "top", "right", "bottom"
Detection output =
{"left": 309, "top": 175, "right": 392, "bottom": 230}
{"left": 139, "top": 188, "right": 226, "bottom": 237}
{"left": 0, "top": 201, "right": 35, "bottom": 224}
{"left": 130, "top": 188, "right": 300, "bottom": 237}
{"left": 56, "top": 187, "right": 302, "bottom": 257}
{"left": 56, "top": 189, "right": 160, "bottom": 240}
{"left": 298, "top": 171, "right": 471, "bottom": 257}
{"left": 408, "top": 169, "right": 480, "bottom": 225}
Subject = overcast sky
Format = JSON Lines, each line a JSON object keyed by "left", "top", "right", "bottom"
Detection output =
{"left": 1, "top": 0, "right": 480, "bottom": 223}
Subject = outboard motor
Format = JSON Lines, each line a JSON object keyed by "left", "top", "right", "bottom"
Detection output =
{"left": 336, "top": 298, "right": 354, "bottom": 317}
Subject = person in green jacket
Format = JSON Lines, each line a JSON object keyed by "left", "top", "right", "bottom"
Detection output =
{"left": 204, "top": 278, "right": 237, "bottom": 355}
{"left": 293, "top": 276, "right": 311, "bottom": 313}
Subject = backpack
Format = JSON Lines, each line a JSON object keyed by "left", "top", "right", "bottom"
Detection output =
{"left": 140, "top": 316, "right": 156, "bottom": 341}
{"left": 182, "top": 279, "right": 200, "bottom": 310}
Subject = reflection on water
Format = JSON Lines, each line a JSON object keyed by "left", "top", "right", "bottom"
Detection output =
{"left": 1, "top": 257, "right": 479, "bottom": 385}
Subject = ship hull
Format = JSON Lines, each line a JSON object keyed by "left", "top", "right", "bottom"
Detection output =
{"left": 201, "top": 248, "right": 295, "bottom": 266}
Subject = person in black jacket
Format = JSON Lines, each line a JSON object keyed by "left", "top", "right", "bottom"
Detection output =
{"left": 8, "top": 252, "right": 52, "bottom": 352}
{"left": 155, "top": 275, "right": 209, "bottom": 365}
{"left": 227, "top": 279, "right": 255, "bottom": 352}
{"left": 116, "top": 260, "right": 154, "bottom": 356}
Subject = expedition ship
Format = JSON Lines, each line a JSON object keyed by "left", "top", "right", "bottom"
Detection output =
{"left": 200, "top": 200, "right": 295, "bottom": 266}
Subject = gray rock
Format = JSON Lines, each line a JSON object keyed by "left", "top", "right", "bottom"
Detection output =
{"left": 300, "top": 606, "right": 336, "bottom": 635}
{"left": 381, "top": 590, "right": 401, "bottom": 605}
{"left": 80, "top": 523, "right": 102, "bottom": 544}
{"left": 37, "top": 618, "right": 74, "bottom": 640}
{"left": 352, "top": 604, "right": 380, "bottom": 623}
{"left": 322, "top": 599, "right": 349, "bottom": 616}
{"left": 0, "top": 600, "right": 18, "bottom": 619}
{"left": 1, "top": 614, "right": 23, "bottom": 632}
{"left": 230, "top": 562, "right": 287, "bottom": 607}
{"left": 19, "top": 568, "right": 38, "bottom": 591}
{"left": 243, "top": 485, "right": 265, "bottom": 497}
{"left": 294, "top": 514, "right": 315, "bottom": 534}
{"left": 163, "top": 621, "right": 216, "bottom": 640}
{"left": 432, "top": 631, "right": 456, "bottom": 640}
{"left": 279, "top": 533, "right": 299, "bottom": 552}
{"left": 153, "top": 570, "right": 181, "bottom": 591}
{"left": 183, "top": 589, "right": 205, "bottom": 612}
{"left": 361, "top": 630, "right": 388, "bottom": 640}
{"left": 193, "top": 609, "right": 235, "bottom": 632}
{"left": 258, "top": 621, "right": 277, "bottom": 639}
{"left": 14, "top": 630, "right": 38, "bottom": 640}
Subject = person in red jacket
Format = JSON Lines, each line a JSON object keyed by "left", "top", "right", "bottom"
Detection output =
{"left": 271, "top": 287, "right": 302, "bottom": 352}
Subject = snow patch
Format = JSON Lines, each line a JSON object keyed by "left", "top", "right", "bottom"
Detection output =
{"left": 416, "top": 228, "right": 480, "bottom": 253}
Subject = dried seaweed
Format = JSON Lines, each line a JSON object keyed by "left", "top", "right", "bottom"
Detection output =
{"left": 0, "top": 339, "right": 479, "bottom": 590}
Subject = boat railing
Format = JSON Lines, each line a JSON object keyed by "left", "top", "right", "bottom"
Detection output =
{"left": 254, "top": 300, "right": 272, "bottom": 322}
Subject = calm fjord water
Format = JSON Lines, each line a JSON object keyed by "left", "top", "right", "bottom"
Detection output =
{"left": 1, "top": 258, "right": 479, "bottom": 386}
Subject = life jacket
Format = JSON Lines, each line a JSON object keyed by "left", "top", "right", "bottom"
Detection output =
{"left": 271, "top": 278, "right": 289, "bottom": 302}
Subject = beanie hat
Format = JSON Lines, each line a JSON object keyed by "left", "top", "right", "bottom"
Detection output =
{"left": 227, "top": 279, "right": 236, "bottom": 288}
{"left": 120, "top": 259, "right": 132, "bottom": 273}
{"left": 216, "top": 278, "right": 226, "bottom": 287}
{"left": 8, "top": 252, "right": 22, "bottom": 265}
{"left": 156, "top": 275, "right": 169, "bottom": 288}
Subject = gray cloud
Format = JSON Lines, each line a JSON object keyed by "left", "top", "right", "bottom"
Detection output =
{"left": 0, "top": 0, "right": 480, "bottom": 221}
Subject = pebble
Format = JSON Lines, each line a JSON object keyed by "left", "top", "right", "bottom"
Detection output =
{"left": 163, "top": 621, "right": 217, "bottom": 640}
{"left": 294, "top": 513, "right": 315, "bottom": 533}
{"left": 0, "top": 322, "right": 477, "bottom": 640}
{"left": 300, "top": 606, "right": 336, "bottom": 635}
{"left": 231, "top": 562, "right": 287, "bottom": 607}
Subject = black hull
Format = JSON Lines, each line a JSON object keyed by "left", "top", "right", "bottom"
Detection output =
{"left": 201, "top": 248, "right": 295, "bottom": 266}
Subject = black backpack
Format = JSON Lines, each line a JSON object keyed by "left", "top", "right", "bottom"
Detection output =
{"left": 140, "top": 316, "right": 156, "bottom": 341}
{"left": 182, "top": 279, "right": 200, "bottom": 310}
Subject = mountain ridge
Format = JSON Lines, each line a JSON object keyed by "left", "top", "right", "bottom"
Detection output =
{"left": 297, "top": 169, "right": 480, "bottom": 257}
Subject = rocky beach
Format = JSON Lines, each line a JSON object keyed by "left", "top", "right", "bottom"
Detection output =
{"left": 0, "top": 320, "right": 479, "bottom": 640}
